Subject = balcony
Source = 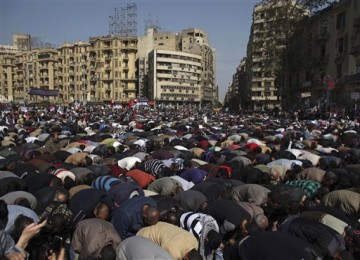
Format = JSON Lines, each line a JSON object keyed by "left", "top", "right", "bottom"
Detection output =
{"left": 38, "top": 54, "right": 57, "bottom": 61}
{"left": 103, "top": 76, "right": 112, "bottom": 81}
{"left": 104, "top": 65, "right": 111, "bottom": 71}
{"left": 122, "top": 45, "right": 137, "bottom": 51}
{"left": 121, "top": 76, "right": 136, "bottom": 81}
{"left": 123, "top": 87, "right": 136, "bottom": 92}
{"left": 40, "top": 81, "right": 49, "bottom": 86}
{"left": 344, "top": 73, "right": 360, "bottom": 83}
{"left": 90, "top": 76, "right": 98, "bottom": 82}
{"left": 123, "top": 55, "right": 129, "bottom": 60}
{"left": 104, "top": 55, "right": 112, "bottom": 61}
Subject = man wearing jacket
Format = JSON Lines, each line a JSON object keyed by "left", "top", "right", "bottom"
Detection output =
{"left": 111, "top": 196, "right": 159, "bottom": 240}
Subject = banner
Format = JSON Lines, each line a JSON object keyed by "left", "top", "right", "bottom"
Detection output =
{"left": 28, "top": 87, "right": 59, "bottom": 96}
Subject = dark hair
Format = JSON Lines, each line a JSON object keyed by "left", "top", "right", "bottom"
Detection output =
{"left": 63, "top": 176, "right": 76, "bottom": 190}
{"left": 84, "top": 172, "right": 96, "bottom": 186}
{"left": 185, "top": 249, "right": 202, "bottom": 260}
{"left": 0, "top": 200, "right": 8, "bottom": 228}
{"left": 14, "top": 214, "right": 34, "bottom": 240}
{"left": 99, "top": 245, "right": 116, "bottom": 260}
{"left": 206, "top": 230, "right": 222, "bottom": 250}
{"left": 14, "top": 197, "right": 31, "bottom": 209}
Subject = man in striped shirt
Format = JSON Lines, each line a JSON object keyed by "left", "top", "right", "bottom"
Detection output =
{"left": 139, "top": 159, "right": 172, "bottom": 178}
{"left": 180, "top": 211, "right": 222, "bottom": 259}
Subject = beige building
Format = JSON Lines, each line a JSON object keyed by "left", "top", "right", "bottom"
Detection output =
{"left": 0, "top": 46, "right": 16, "bottom": 102}
{"left": 0, "top": 34, "right": 138, "bottom": 104}
{"left": 88, "top": 36, "right": 137, "bottom": 102}
{"left": 1, "top": 28, "right": 217, "bottom": 106}
{"left": 148, "top": 49, "right": 202, "bottom": 105}
{"left": 179, "top": 29, "right": 216, "bottom": 104}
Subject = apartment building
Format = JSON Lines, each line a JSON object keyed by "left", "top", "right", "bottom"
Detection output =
{"left": 283, "top": 0, "right": 360, "bottom": 110}
{"left": 148, "top": 49, "right": 202, "bottom": 105}
{"left": 246, "top": 1, "right": 309, "bottom": 110}
{"left": 137, "top": 28, "right": 177, "bottom": 98}
{"left": 57, "top": 42, "right": 89, "bottom": 102}
{"left": 1, "top": 28, "right": 214, "bottom": 105}
{"left": 179, "top": 29, "right": 216, "bottom": 105}
{"left": 88, "top": 36, "right": 138, "bottom": 102}
{"left": 0, "top": 46, "right": 16, "bottom": 102}
{"left": 137, "top": 27, "right": 216, "bottom": 106}
{"left": 0, "top": 34, "right": 138, "bottom": 103}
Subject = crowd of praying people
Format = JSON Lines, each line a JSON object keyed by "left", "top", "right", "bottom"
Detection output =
{"left": 0, "top": 103, "right": 360, "bottom": 260}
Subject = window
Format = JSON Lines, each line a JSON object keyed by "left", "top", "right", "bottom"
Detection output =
{"left": 321, "top": 44, "right": 326, "bottom": 57}
{"left": 338, "top": 38, "right": 344, "bottom": 53}
{"left": 265, "top": 81, "right": 271, "bottom": 90}
{"left": 336, "top": 11, "right": 346, "bottom": 29}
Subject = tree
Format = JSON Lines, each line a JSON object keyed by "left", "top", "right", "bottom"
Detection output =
{"left": 261, "top": 0, "right": 332, "bottom": 14}
{"left": 258, "top": 0, "right": 332, "bottom": 107}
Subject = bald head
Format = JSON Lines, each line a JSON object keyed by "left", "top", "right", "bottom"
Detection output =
{"left": 254, "top": 213, "right": 268, "bottom": 230}
{"left": 143, "top": 206, "right": 160, "bottom": 226}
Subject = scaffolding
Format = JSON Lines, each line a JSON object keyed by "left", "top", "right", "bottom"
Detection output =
{"left": 109, "top": 3, "right": 137, "bottom": 37}
{"left": 144, "top": 14, "right": 161, "bottom": 33}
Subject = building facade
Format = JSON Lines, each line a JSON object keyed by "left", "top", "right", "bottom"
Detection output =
{"left": 148, "top": 49, "right": 202, "bottom": 105}
{"left": 246, "top": 0, "right": 309, "bottom": 110}
{"left": 88, "top": 36, "right": 137, "bottom": 102}
{"left": 178, "top": 29, "right": 216, "bottom": 105}
{"left": 0, "top": 35, "right": 138, "bottom": 104}
{"left": 282, "top": 0, "right": 360, "bottom": 111}
{"left": 137, "top": 27, "right": 216, "bottom": 106}
{"left": 1, "top": 27, "right": 216, "bottom": 106}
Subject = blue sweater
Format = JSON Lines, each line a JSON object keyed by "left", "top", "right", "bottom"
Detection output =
{"left": 112, "top": 196, "right": 157, "bottom": 240}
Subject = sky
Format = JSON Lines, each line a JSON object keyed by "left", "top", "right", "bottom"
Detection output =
{"left": 0, "top": 0, "right": 258, "bottom": 102}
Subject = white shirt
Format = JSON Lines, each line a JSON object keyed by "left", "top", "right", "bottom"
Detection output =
{"left": 171, "top": 176, "right": 195, "bottom": 190}
{"left": 117, "top": 156, "right": 141, "bottom": 170}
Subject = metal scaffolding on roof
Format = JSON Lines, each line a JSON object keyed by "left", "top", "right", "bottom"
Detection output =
{"left": 109, "top": 3, "right": 137, "bottom": 37}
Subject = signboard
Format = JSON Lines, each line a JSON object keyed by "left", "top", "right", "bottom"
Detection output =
{"left": 28, "top": 87, "right": 59, "bottom": 96}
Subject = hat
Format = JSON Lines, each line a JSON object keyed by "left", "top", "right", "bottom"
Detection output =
{"left": 207, "top": 230, "right": 222, "bottom": 250}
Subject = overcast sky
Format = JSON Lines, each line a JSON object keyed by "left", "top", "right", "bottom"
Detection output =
{"left": 0, "top": 0, "right": 259, "bottom": 101}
